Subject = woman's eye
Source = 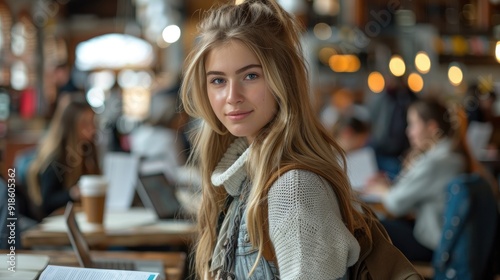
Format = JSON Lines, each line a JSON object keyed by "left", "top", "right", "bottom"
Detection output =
{"left": 245, "top": 73, "right": 258, "bottom": 80}
{"left": 211, "top": 78, "right": 225, "bottom": 85}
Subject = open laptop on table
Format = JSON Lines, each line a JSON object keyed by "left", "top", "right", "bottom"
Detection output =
{"left": 137, "top": 172, "right": 190, "bottom": 220}
{"left": 64, "top": 202, "right": 166, "bottom": 279}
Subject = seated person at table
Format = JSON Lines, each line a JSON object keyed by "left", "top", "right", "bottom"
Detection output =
{"left": 465, "top": 78, "right": 500, "bottom": 152}
{"left": 27, "top": 95, "right": 101, "bottom": 218}
{"left": 332, "top": 106, "right": 371, "bottom": 153}
{"left": 364, "top": 97, "right": 471, "bottom": 262}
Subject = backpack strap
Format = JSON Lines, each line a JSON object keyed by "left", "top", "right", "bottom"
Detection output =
{"left": 350, "top": 205, "right": 424, "bottom": 280}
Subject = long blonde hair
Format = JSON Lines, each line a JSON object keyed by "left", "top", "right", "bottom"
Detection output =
{"left": 27, "top": 94, "right": 100, "bottom": 206}
{"left": 180, "top": 0, "right": 370, "bottom": 278}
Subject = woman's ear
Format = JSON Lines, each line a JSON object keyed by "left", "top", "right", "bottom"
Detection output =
{"left": 427, "top": 120, "right": 441, "bottom": 137}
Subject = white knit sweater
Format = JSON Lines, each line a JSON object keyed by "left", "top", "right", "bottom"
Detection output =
{"left": 210, "top": 138, "right": 360, "bottom": 279}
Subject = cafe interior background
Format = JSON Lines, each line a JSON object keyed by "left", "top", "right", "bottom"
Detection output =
{"left": 1, "top": 0, "right": 500, "bottom": 178}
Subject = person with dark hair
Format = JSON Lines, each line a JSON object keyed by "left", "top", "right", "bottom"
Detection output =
{"left": 465, "top": 79, "right": 500, "bottom": 151}
{"left": 368, "top": 77, "right": 417, "bottom": 180}
{"left": 364, "top": 96, "right": 496, "bottom": 262}
{"left": 332, "top": 105, "right": 371, "bottom": 153}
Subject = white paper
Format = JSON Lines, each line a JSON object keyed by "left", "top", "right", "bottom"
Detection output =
{"left": 103, "top": 152, "right": 139, "bottom": 211}
{"left": 346, "top": 147, "right": 378, "bottom": 190}
{"left": 39, "top": 265, "right": 159, "bottom": 280}
{"left": 466, "top": 121, "right": 493, "bottom": 159}
{"left": 0, "top": 254, "right": 50, "bottom": 280}
{"left": 0, "top": 270, "right": 40, "bottom": 280}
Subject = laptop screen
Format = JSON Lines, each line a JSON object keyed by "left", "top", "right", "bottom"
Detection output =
{"left": 64, "top": 202, "right": 93, "bottom": 268}
{"left": 137, "top": 173, "right": 182, "bottom": 219}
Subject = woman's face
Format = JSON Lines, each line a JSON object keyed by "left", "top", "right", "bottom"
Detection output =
{"left": 406, "top": 108, "right": 434, "bottom": 150}
{"left": 205, "top": 40, "right": 277, "bottom": 143}
{"left": 78, "top": 109, "right": 96, "bottom": 142}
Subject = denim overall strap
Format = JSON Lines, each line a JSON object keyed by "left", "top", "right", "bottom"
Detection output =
{"left": 216, "top": 180, "right": 250, "bottom": 280}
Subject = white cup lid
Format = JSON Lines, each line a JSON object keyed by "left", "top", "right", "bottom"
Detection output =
{"left": 79, "top": 175, "right": 107, "bottom": 196}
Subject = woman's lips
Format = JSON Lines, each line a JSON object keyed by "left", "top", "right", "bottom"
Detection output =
{"left": 226, "top": 110, "right": 252, "bottom": 121}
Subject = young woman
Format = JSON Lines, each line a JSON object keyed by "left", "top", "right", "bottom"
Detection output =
{"left": 180, "top": 0, "right": 370, "bottom": 279}
{"left": 364, "top": 97, "right": 488, "bottom": 262}
{"left": 27, "top": 94, "right": 100, "bottom": 219}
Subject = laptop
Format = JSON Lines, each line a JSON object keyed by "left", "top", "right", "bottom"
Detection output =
{"left": 63, "top": 202, "right": 166, "bottom": 279}
{"left": 137, "top": 172, "right": 187, "bottom": 220}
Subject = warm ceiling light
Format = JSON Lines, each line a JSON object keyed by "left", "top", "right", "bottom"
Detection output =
{"left": 408, "top": 72, "right": 424, "bottom": 93}
{"left": 495, "top": 41, "right": 500, "bottom": 63}
{"left": 415, "top": 51, "right": 431, "bottom": 74}
{"left": 329, "top": 55, "right": 360, "bottom": 72}
{"left": 389, "top": 55, "right": 405, "bottom": 77}
{"left": 448, "top": 64, "right": 463, "bottom": 86}
{"left": 368, "top": 71, "right": 385, "bottom": 93}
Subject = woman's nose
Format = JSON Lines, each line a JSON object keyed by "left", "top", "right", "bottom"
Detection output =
{"left": 226, "top": 81, "right": 243, "bottom": 104}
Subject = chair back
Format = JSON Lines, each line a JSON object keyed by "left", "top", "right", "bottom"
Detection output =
{"left": 432, "top": 173, "right": 499, "bottom": 280}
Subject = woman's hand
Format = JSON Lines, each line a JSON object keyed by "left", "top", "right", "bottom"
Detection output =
{"left": 362, "top": 173, "right": 391, "bottom": 199}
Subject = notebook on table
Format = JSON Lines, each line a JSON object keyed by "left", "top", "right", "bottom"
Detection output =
{"left": 63, "top": 202, "right": 166, "bottom": 279}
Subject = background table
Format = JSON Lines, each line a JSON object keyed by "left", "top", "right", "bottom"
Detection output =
{"left": 21, "top": 208, "right": 197, "bottom": 249}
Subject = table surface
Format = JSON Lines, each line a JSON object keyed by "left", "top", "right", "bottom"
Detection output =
{"left": 1, "top": 249, "right": 187, "bottom": 280}
{"left": 21, "top": 208, "right": 197, "bottom": 249}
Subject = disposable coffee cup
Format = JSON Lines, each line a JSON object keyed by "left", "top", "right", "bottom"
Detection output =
{"left": 79, "top": 175, "right": 107, "bottom": 225}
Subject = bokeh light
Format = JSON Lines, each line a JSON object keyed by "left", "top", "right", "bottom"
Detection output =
{"left": 313, "top": 23, "right": 332, "bottom": 40}
{"left": 329, "top": 55, "right": 360, "bottom": 72}
{"left": 415, "top": 51, "right": 431, "bottom": 74}
{"left": 408, "top": 72, "right": 424, "bottom": 93}
{"left": 161, "top": 25, "right": 181, "bottom": 44}
{"left": 367, "top": 71, "right": 385, "bottom": 93}
{"left": 495, "top": 41, "right": 500, "bottom": 63}
{"left": 448, "top": 64, "right": 463, "bottom": 86}
{"left": 389, "top": 55, "right": 405, "bottom": 77}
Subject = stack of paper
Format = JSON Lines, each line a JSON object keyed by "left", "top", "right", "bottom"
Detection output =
{"left": 0, "top": 254, "right": 50, "bottom": 280}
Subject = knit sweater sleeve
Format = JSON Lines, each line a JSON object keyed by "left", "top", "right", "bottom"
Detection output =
{"left": 268, "top": 169, "right": 360, "bottom": 280}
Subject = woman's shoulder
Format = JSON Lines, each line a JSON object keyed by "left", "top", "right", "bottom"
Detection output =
{"left": 272, "top": 168, "right": 329, "bottom": 186}
{"left": 268, "top": 168, "right": 336, "bottom": 200}
{"left": 427, "top": 145, "right": 465, "bottom": 166}
{"left": 266, "top": 168, "right": 345, "bottom": 228}
{"left": 408, "top": 145, "right": 465, "bottom": 176}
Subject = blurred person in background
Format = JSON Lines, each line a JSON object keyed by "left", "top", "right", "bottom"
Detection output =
{"left": 320, "top": 87, "right": 355, "bottom": 131}
{"left": 130, "top": 82, "right": 191, "bottom": 180}
{"left": 368, "top": 77, "right": 417, "bottom": 180}
{"left": 27, "top": 94, "right": 101, "bottom": 219}
{"left": 364, "top": 96, "right": 498, "bottom": 262}
{"left": 331, "top": 105, "right": 371, "bottom": 153}
{"left": 465, "top": 78, "right": 500, "bottom": 152}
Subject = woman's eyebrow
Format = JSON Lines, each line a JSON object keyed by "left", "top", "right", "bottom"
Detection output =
{"left": 206, "top": 64, "right": 262, "bottom": 76}
{"left": 235, "top": 64, "right": 261, "bottom": 74}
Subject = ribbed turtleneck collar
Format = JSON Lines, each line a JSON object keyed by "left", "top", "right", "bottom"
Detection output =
{"left": 211, "top": 138, "right": 250, "bottom": 196}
